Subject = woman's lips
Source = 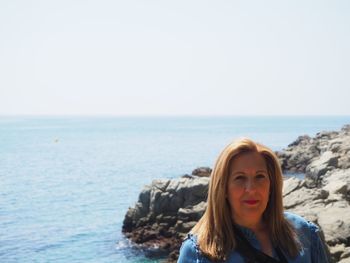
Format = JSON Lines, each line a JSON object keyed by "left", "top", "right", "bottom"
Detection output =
{"left": 243, "top": 200, "right": 259, "bottom": 205}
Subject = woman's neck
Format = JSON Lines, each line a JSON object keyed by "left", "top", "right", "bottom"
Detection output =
{"left": 234, "top": 217, "right": 266, "bottom": 233}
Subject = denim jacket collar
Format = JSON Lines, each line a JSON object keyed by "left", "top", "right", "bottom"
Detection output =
{"left": 234, "top": 224, "right": 258, "bottom": 243}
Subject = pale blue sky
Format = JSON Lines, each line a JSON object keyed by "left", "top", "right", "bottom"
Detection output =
{"left": 0, "top": 0, "right": 349, "bottom": 116}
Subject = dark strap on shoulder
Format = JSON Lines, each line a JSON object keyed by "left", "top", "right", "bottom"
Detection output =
{"left": 234, "top": 226, "right": 288, "bottom": 263}
{"left": 275, "top": 246, "right": 288, "bottom": 263}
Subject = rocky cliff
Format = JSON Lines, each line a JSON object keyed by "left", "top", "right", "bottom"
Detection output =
{"left": 123, "top": 125, "right": 350, "bottom": 262}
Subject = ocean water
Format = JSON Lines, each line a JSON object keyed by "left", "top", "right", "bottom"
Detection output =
{"left": 1, "top": 116, "right": 350, "bottom": 263}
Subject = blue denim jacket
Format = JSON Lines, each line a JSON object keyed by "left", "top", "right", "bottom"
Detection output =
{"left": 177, "top": 212, "right": 329, "bottom": 263}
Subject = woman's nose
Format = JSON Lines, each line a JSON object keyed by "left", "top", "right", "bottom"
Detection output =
{"left": 245, "top": 178, "right": 256, "bottom": 191}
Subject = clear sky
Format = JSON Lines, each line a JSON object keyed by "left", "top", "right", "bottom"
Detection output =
{"left": 0, "top": 0, "right": 349, "bottom": 116}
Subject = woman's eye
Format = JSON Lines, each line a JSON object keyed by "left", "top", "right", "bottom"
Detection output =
{"left": 234, "top": 175, "right": 245, "bottom": 181}
{"left": 256, "top": 174, "right": 266, "bottom": 179}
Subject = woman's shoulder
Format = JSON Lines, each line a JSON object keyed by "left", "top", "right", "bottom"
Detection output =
{"left": 178, "top": 234, "right": 215, "bottom": 263}
{"left": 284, "top": 212, "right": 330, "bottom": 262}
{"left": 283, "top": 211, "right": 323, "bottom": 249}
{"left": 283, "top": 211, "right": 319, "bottom": 232}
{"left": 177, "top": 234, "right": 200, "bottom": 262}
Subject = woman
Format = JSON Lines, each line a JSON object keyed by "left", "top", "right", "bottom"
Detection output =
{"left": 178, "top": 138, "right": 329, "bottom": 263}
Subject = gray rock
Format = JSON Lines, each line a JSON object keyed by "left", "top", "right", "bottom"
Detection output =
{"left": 317, "top": 201, "right": 350, "bottom": 245}
{"left": 277, "top": 124, "right": 350, "bottom": 177}
{"left": 323, "top": 168, "right": 350, "bottom": 187}
{"left": 305, "top": 151, "right": 338, "bottom": 185}
{"left": 178, "top": 201, "right": 206, "bottom": 221}
{"left": 283, "top": 186, "right": 328, "bottom": 209}
{"left": 287, "top": 135, "right": 312, "bottom": 147}
{"left": 322, "top": 168, "right": 350, "bottom": 200}
{"left": 123, "top": 175, "right": 209, "bottom": 233}
{"left": 192, "top": 167, "right": 212, "bottom": 177}
{"left": 341, "top": 124, "right": 350, "bottom": 132}
{"left": 283, "top": 177, "right": 304, "bottom": 197}
{"left": 341, "top": 247, "right": 350, "bottom": 260}
{"left": 175, "top": 220, "right": 197, "bottom": 233}
{"left": 330, "top": 243, "right": 346, "bottom": 262}
{"left": 152, "top": 179, "right": 171, "bottom": 192}
{"left": 323, "top": 181, "right": 348, "bottom": 196}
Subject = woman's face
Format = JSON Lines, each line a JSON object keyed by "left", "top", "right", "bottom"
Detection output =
{"left": 227, "top": 151, "right": 270, "bottom": 227}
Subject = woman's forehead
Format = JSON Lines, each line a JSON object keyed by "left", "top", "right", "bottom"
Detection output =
{"left": 230, "top": 151, "right": 267, "bottom": 172}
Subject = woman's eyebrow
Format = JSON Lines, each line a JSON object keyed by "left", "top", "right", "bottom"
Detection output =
{"left": 256, "top": 170, "right": 268, "bottom": 173}
{"left": 232, "top": 169, "right": 267, "bottom": 173}
{"left": 232, "top": 171, "right": 245, "bottom": 175}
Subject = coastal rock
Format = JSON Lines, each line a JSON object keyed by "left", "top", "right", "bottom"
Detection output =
{"left": 330, "top": 244, "right": 346, "bottom": 262}
{"left": 123, "top": 124, "right": 350, "bottom": 262}
{"left": 178, "top": 201, "right": 206, "bottom": 222}
{"left": 317, "top": 201, "right": 350, "bottom": 245}
{"left": 283, "top": 186, "right": 328, "bottom": 209}
{"left": 340, "top": 247, "right": 350, "bottom": 261}
{"left": 320, "top": 168, "right": 350, "bottom": 205}
{"left": 282, "top": 177, "right": 304, "bottom": 197}
{"left": 122, "top": 174, "right": 209, "bottom": 259}
{"left": 305, "top": 151, "right": 338, "bottom": 186}
{"left": 276, "top": 124, "right": 350, "bottom": 185}
{"left": 279, "top": 124, "right": 350, "bottom": 262}
{"left": 276, "top": 135, "right": 319, "bottom": 173}
{"left": 191, "top": 167, "right": 212, "bottom": 177}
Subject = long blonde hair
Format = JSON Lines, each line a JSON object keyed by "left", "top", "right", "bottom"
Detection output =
{"left": 191, "top": 138, "right": 300, "bottom": 261}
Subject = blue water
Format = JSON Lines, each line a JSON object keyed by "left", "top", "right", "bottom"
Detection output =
{"left": 1, "top": 116, "right": 350, "bottom": 263}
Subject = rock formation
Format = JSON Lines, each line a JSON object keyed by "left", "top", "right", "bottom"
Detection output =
{"left": 122, "top": 168, "right": 210, "bottom": 261}
{"left": 123, "top": 125, "right": 350, "bottom": 262}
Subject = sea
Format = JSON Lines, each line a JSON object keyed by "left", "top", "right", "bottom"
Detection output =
{"left": 1, "top": 116, "right": 350, "bottom": 263}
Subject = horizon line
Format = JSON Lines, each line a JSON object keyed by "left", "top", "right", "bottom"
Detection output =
{"left": 1, "top": 114, "right": 350, "bottom": 118}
